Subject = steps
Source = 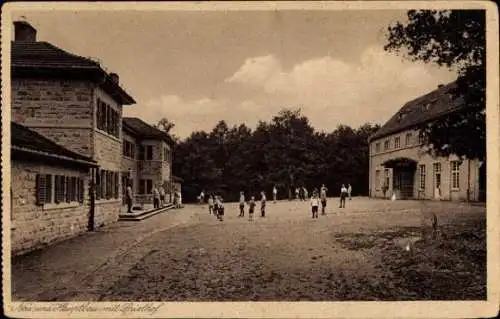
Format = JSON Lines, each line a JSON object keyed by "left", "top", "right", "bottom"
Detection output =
{"left": 118, "top": 204, "right": 176, "bottom": 221}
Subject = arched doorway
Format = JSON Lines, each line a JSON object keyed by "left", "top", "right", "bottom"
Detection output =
{"left": 382, "top": 157, "right": 418, "bottom": 200}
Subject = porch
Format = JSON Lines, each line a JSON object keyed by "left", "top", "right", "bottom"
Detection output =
{"left": 382, "top": 157, "right": 417, "bottom": 200}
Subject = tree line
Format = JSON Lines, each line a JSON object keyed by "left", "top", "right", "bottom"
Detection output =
{"left": 163, "top": 109, "right": 380, "bottom": 203}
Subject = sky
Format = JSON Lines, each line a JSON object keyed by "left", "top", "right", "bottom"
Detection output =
{"left": 11, "top": 8, "right": 458, "bottom": 138}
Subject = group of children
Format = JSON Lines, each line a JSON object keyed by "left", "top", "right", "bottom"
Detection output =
{"left": 202, "top": 183, "right": 353, "bottom": 222}
{"left": 206, "top": 191, "right": 267, "bottom": 222}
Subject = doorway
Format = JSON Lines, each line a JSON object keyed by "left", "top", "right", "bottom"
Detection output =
{"left": 433, "top": 163, "right": 442, "bottom": 199}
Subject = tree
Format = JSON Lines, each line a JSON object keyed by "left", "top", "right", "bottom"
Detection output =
{"left": 385, "top": 10, "right": 485, "bottom": 160}
{"left": 156, "top": 117, "right": 180, "bottom": 143}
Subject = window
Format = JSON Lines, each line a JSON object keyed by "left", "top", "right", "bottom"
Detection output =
{"left": 394, "top": 137, "right": 400, "bottom": 149}
{"left": 384, "top": 169, "right": 390, "bottom": 190}
{"left": 405, "top": 133, "right": 412, "bottom": 146}
{"left": 418, "top": 133, "right": 425, "bottom": 145}
{"left": 36, "top": 174, "right": 52, "bottom": 205}
{"left": 96, "top": 169, "right": 120, "bottom": 200}
{"left": 384, "top": 140, "right": 390, "bottom": 150}
{"left": 375, "top": 143, "right": 380, "bottom": 153}
{"left": 146, "top": 145, "right": 153, "bottom": 160}
{"left": 139, "top": 145, "right": 153, "bottom": 160}
{"left": 36, "top": 174, "right": 84, "bottom": 206}
{"left": 139, "top": 179, "right": 153, "bottom": 194}
{"left": 451, "top": 161, "right": 460, "bottom": 189}
{"left": 96, "top": 98, "right": 120, "bottom": 138}
{"left": 123, "top": 140, "right": 135, "bottom": 158}
{"left": 138, "top": 145, "right": 145, "bottom": 160}
{"left": 419, "top": 164, "right": 426, "bottom": 190}
{"left": 375, "top": 170, "right": 381, "bottom": 190}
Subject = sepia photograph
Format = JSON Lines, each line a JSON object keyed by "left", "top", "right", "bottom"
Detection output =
{"left": 1, "top": 1, "right": 499, "bottom": 318}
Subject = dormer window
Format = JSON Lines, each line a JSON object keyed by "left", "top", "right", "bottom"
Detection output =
{"left": 396, "top": 112, "right": 407, "bottom": 122}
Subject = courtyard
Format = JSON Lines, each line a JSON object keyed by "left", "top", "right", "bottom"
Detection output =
{"left": 11, "top": 198, "right": 486, "bottom": 301}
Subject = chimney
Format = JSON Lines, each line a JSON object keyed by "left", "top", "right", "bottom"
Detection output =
{"left": 14, "top": 20, "right": 37, "bottom": 42}
{"left": 109, "top": 73, "right": 119, "bottom": 84}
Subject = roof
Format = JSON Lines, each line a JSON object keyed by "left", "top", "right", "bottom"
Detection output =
{"left": 11, "top": 41, "right": 136, "bottom": 105}
{"left": 11, "top": 121, "right": 97, "bottom": 166}
{"left": 369, "top": 82, "right": 465, "bottom": 142}
{"left": 123, "top": 117, "right": 174, "bottom": 145}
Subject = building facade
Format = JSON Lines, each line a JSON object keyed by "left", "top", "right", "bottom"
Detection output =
{"left": 11, "top": 122, "right": 98, "bottom": 255}
{"left": 368, "top": 83, "right": 486, "bottom": 202}
{"left": 11, "top": 20, "right": 136, "bottom": 230}
{"left": 122, "top": 117, "right": 174, "bottom": 205}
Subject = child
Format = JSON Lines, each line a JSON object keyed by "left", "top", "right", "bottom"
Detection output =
{"left": 347, "top": 184, "right": 352, "bottom": 200}
{"left": 218, "top": 196, "right": 225, "bottom": 221}
{"left": 260, "top": 191, "right": 267, "bottom": 217}
{"left": 340, "top": 184, "right": 348, "bottom": 208}
{"left": 239, "top": 191, "right": 245, "bottom": 217}
{"left": 208, "top": 194, "right": 214, "bottom": 214}
{"left": 273, "top": 186, "right": 277, "bottom": 203}
{"left": 248, "top": 196, "right": 256, "bottom": 221}
{"left": 320, "top": 185, "right": 327, "bottom": 215}
{"left": 310, "top": 192, "right": 320, "bottom": 219}
{"left": 213, "top": 195, "right": 220, "bottom": 217}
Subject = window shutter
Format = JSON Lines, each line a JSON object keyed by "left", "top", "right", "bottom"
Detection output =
{"left": 78, "top": 178, "right": 84, "bottom": 203}
{"left": 36, "top": 174, "right": 47, "bottom": 205}
{"left": 114, "top": 172, "right": 119, "bottom": 198}
{"left": 95, "top": 170, "right": 101, "bottom": 200}
{"left": 66, "top": 176, "right": 71, "bottom": 202}
{"left": 45, "top": 174, "right": 52, "bottom": 203}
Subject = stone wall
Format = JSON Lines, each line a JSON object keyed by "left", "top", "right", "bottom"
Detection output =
{"left": 11, "top": 78, "right": 94, "bottom": 157}
{"left": 10, "top": 160, "right": 90, "bottom": 256}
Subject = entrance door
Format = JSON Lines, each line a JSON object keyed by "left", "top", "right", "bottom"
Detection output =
{"left": 433, "top": 163, "right": 442, "bottom": 199}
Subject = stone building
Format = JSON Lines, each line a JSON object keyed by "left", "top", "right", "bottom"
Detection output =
{"left": 10, "top": 122, "right": 98, "bottom": 255}
{"left": 11, "top": 20, "right": 136, "bottom": 232}
{"left": 368, "top": 82, "right": 486, "bottom": 201}
{"left": 122, "top": 117, "right": 174, "bottom": 205}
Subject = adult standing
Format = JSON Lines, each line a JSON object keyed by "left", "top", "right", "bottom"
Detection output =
{"left": 273, "top": 185, "right": 278, "bottom": 203}
{"left": 159, "top": 186, "right": 166, "bottom": 207}
{"left": 126, "top": 184, "right": 133, "bottom": 214}
{"left": 199, "top": 190, "right": 205, "bottom": 204}
{"left": 320, "top": 184, "right": 328, "bottom": 215}
{"left": 152, "top": 185, "right": 160, "bottom": 209}
{"left": 347, "top": 184, "right": 352, "bottom": 200}
{"left": 339, "top": 184, "right": 348, "bottom": 208}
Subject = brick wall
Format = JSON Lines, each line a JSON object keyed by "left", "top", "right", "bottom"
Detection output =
{"left": 10, "top": 160, "right": 90, "bottom": 256}
{"left": 93, "top": 88, "right": 124, "bottom": 218}
{"left": 369, "top": 129, "right": 481, "bottom": 201}
{"left": 11, "top": 78, "right": 94, "bottom": 157}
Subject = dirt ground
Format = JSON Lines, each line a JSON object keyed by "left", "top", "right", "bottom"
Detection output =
{"left": 98, "top": 198, "right": 486, "bottom": 301}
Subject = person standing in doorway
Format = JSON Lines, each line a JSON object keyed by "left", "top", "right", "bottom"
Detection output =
{"left": 260, "top": 191, "right": 267, "bottom": 217}
{"left": 152, "top": 185, "right": 160, "bottom": 209}
{"left": 320, "top": 185, "right": 328, "bottom": 215}
{"left": 239, "top": 191, "right": 246, "bottom": 217}
{"left": 273, "top": 185, "right": 278, "bottom": 203}
{"left": 339, "top": 184, "right": 348, "bottom": 208}
{"left": 310, "top": 192, "right": 320, "bottom": 219}
{"left": 126, "top": 184, "right": 133, "bottom": 214}
{"left": 347, "top": 184, "right": 352, "bottom": 201}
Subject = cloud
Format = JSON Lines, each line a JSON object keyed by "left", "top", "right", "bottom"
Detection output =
{"left": 123, "top": 95, "right": 268, "bottom": 139}
{"left": 225, "top": 46, "right": 457, "bottom": 130}
{"left": 126, "top": 47, "right": 457, "bottom": 139}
